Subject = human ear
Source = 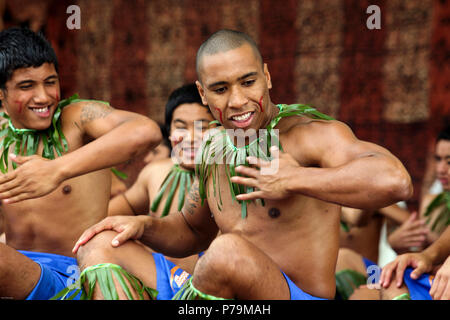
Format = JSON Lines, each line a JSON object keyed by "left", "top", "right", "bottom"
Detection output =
{"left": 195, "top": 80, "right": 208, "bottom": 106}
{"left": 263, "top": 63, "right": 272, "bottom": 90}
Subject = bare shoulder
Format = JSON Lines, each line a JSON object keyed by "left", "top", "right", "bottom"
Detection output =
{"left": 61, "top": 100, "right": 114, "bottom": 125}
{"left": 279, "top": 116, "right": 358, "bottom": 166}
{"left": 137, "top": 158, "right": 174, "bottom": 182}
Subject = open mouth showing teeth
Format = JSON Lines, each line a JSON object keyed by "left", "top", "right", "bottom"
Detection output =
{"left": 231, "top": 112, "right": 253, "bottom": 122}
{"left": 30, "top": 107, "right": 49, "bottom": 113}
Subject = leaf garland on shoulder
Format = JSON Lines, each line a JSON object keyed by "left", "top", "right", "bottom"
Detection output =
{"left": 0, "top": 93, "right": 110, "bottom": 173}
{"left": 424, "top": 191, "right": 450, "bottom": 233}
{"left": 195, "top": 103, "right": 333, "bottom": 218}
{"left": 150, "top": 164, "right": 195, "bottom": 217}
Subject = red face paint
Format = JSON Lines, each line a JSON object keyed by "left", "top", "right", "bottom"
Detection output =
{"left": 56, "top": 92, "right": 60, "bottom": 102}
{"left": 258, "top": 96, "right": 264, "bottom": 112}
{"left": 214, "top": 107, "right": 223, "bottom": 123}
{"left": 15, "top": 101, "right": 23, "bottom": 114}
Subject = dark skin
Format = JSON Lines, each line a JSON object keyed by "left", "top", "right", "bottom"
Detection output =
{"left": 0, "top": 63, "right": 161, "bottom": 299}
{"left": 74, "top": 43, "right": 412, "bottom": 299}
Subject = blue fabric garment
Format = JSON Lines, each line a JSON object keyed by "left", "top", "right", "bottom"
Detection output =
{"left": 362, "top": 257, "right": 378, "bottom": 272}
{"left": 403, "top": 267, "right": 433, "bottom": 300}
{"left": 19, "top": 250, "right": 81, "bottom": 300}
{"left": 152, "top": 252, "right": 192, "bottom": 300}
{"left": 281, "top": 272, "right": 327, "bottom": 300}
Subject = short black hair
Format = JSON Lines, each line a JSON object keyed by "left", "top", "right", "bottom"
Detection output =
{"left": 164, "top": 83, "right": 208, "bottom": 134}
{"left": 196, "top": 29, "right": 262, "bottom": 82}
{"left": 437, "top": 125, "right": 450, "bottom": 143}
{"left": 0, "top": 27, "right": 59, "bottom": 91}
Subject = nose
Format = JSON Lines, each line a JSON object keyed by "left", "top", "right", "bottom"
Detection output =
{"left": 228, "top": 86, "right": 248, "bottom": 109}
{"left": 32, "top": 84, "right": 51, "bottom": 105}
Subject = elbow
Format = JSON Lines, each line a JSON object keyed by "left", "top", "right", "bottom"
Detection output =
{"left": 388, "top": 170, "right": 413, "bottom": 203}
{"left": 131, "top": 119, "right": 163, "bottom": 155}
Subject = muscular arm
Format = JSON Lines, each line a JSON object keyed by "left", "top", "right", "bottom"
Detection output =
{"left": 289, "top": 121, "right": 412, "bottom": 210}
{"left": 74, "top": 178, "right": 218, "bottom": 257}
{"left": 234, "top": 120, "right": 412, "bottom": 210}
{"left": 57, "top": 101, "right": 162, "bottom": 181}
{"left": 139, "top": 179, "right": 218, "bottom": 257}
{"left": 0, "top": 101, "right": 162, "bottom": 203}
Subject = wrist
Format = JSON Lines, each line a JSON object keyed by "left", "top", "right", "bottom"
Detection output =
{"left": 51, "top": 156, "right": 71, "bottom": 182}
{"left": 285, "top": 166, "right": 305, "bottom": 194}
{"left": 422, "top": 246, "right": 439, "bottom": 265}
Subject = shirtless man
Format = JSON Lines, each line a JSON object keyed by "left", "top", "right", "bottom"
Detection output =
{"left": 73, "top": 29, "right": 412, "bottom": 300}
{"left": 0, "top": 27, "right": 161, "bottom": 300}
{"left": 108, "top": 83, "right": 214, "bottom": 274}
{"left": 335, "top": 203, "right": 432, "bottom": 300}
{"left": 380, "top": 125, "right": 450, "bottom": 300}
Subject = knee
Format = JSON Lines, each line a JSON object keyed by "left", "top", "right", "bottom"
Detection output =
{"left": 77, "top": 231, "right": 118, "bottom": 267}
{"left": 195, "top": 234, "right": 250, "bottom": 279}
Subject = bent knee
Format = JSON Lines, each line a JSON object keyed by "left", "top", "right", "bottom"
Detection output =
{"left": 198, "top": 234, "right": 255, "bottom": 276}
{"left": 77, "top": 231, "right": 119, "bottom": 265}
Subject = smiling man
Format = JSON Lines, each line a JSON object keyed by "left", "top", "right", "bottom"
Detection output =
{"left": 73, "top": 29, "right": 412, "bottom": 300}
{"left": 0, "top": 27, "right": 161, "bottom": 300}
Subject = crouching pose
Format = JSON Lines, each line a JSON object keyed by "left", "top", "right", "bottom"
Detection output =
{"left": 71, "top": 29, "right": 412, "bottom": 300}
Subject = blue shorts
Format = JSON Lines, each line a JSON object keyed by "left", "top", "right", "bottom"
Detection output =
{"left": 362, "top": 257, "right": 378, "bottom": 272}
{"left": 19, "top": 250, "right": 81, "bottom": 300}
{"left": 403, "top": 267, "right": 433, "bottom": 300}
{"left": 152, "top": 252, "right": 192, "bottom": 300}
{"left": 282, "top": 272, "right": 327, "bottom": 300}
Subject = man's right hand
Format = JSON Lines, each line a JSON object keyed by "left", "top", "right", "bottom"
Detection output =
{"left": 72, "top": 215, "right": 150, "bottom": 254}
{"left": 379, "top": 252, "right": 433, "bottom": 288}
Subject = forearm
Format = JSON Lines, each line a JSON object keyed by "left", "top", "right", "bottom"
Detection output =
{"left": 289, "top": 155, "right": 412, "bottom": 210}
{"left": 422, "top": 226, "right": 450, "bottom": 265}
{"left": 140, "top": 213, "right": 211, "bottom": 258}
{"left": 58, "top": 118, "right": 161, "bottom": 180}
{"left": 379, "top": 204, "right": 410, "bottom": 224}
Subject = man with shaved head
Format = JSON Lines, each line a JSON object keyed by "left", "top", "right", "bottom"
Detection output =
{"left": 73, "top": 29, "right": 412, "bottom": 300}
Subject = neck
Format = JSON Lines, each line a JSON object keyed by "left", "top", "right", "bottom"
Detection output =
{"left": 260, "top": 102, "right": 279, "bottom": 129}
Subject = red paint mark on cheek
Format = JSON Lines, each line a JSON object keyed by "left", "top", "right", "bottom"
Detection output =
{"left": 258, "top": 96, "right": 264, "bottom": 112}
{"left": 15, "top": 101, "right": 23, "bottom": 114}
{"left": 56, "top": 92, "right": 60, "bottom": 102}
{"left": 214, "top": 107, "right": 223, "bottom": 123}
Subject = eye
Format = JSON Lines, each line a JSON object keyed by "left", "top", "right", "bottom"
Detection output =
{"left": 19, "top": 84, "right": 32, "bottom": 90}
{"left": 45, "top": 80, "right": 57, "bottom": 86}
{"left": 213, "top": 87, "right": 227, "bottom": 94}
{"left": 242, "top": 79, "right": 255, "bottom": 87}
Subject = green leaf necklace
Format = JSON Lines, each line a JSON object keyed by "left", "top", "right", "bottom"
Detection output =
{"left": 196, "top": 103, "right": 333, "bottom": 218}
{"left": 0, "top": 94, "right": 110, "bottom": 173}
{"left": 424, "top": 190, "right": 450, "bottom": 233}
{"left": 150, "top": 164, "right": 195, "bottom": 217}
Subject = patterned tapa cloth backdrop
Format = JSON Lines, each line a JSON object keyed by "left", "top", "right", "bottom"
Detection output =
{"left": 2, "top": 0, "right": 449, "bottom": 210}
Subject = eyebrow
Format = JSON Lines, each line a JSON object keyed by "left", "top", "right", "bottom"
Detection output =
{"left": 207, "top": 71, "right": 258, "bottom": 89}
